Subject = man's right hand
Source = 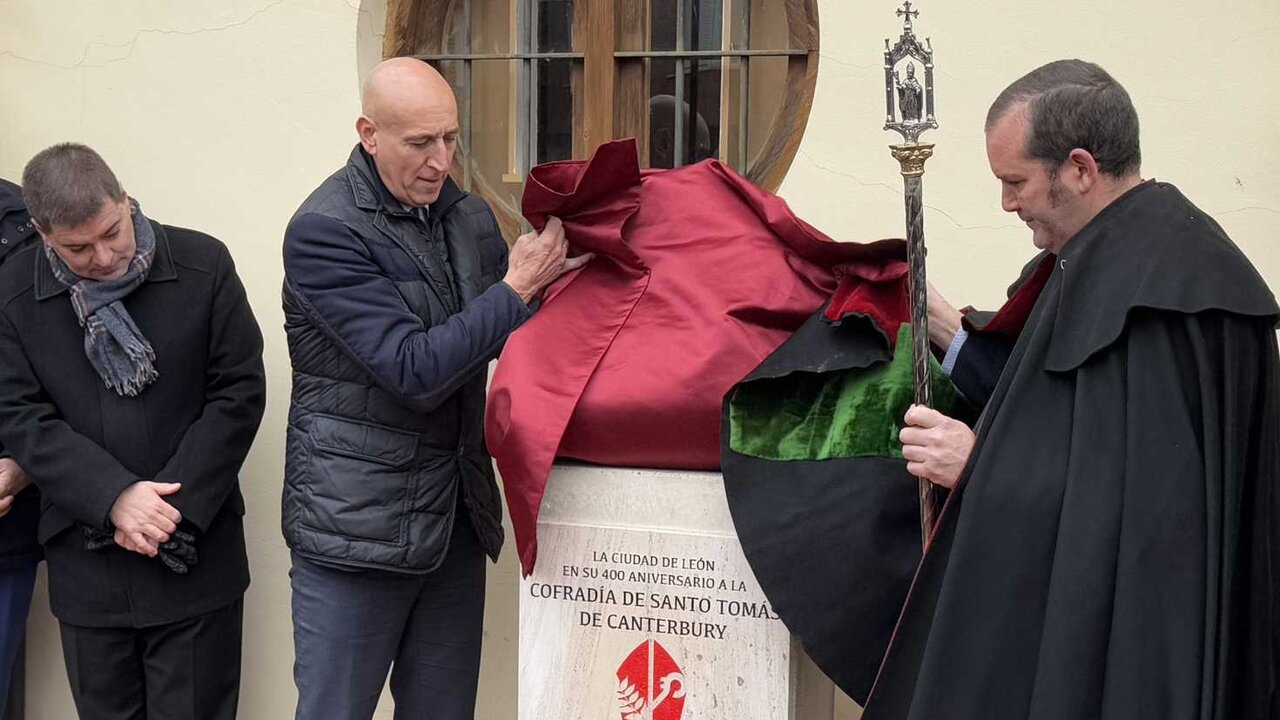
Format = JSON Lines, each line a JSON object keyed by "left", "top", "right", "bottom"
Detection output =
{"left": 0, "top": 458, "right": 29, "bottom": 518}
{"left": 109, "top": 481, "right": 182, "bottom": 558}
{"left": 503, "top": 216, "right": 594, "bottom": 303}
{"left": 900, "top": 405, "right": 974, "bottom": 489}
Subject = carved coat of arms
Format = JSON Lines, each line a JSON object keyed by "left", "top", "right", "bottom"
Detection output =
{"left": 616, "top": 640, "right": 686, "bottom": 720}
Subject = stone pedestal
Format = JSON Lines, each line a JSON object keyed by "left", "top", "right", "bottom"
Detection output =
{"left": 519, "top": 464, "right": 835, "bottom": 720}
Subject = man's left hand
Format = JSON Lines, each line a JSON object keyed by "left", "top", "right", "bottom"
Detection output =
{"left": 900, "top": 405, "right": 975, "bottom": 489}
{"left": 114, "top": 527, "right": 159, "bottom": 557}
{"left": 926, "top": 282, "right": 963, "bottom": 351}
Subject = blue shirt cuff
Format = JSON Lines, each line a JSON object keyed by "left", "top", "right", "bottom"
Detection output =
{"left": 941, "top": 327, "right": 969, "bottom": 375}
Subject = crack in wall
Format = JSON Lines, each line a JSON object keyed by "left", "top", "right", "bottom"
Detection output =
{"left": 816, "top": 54, "right": 879, "bottom": 72}
{"left": 1214, "top": 206, "right": 1280, "bottom": 217}
{"left": 0, "top": 0, "right": 290, "bottom": 70}
{"left": 797, "top": 149, "right": 1023, "bottom": 233}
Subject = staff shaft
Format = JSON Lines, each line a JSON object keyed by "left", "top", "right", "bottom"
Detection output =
{"left": 892, "top": 142, "right": 938, "bottom": 546}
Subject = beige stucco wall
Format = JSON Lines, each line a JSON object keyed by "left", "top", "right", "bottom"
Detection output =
{"left": 788, "top": 2, "right": 1280, "bottom": 316}
{"left": 1, "top": 1, "right": 1275, "bottom": 719}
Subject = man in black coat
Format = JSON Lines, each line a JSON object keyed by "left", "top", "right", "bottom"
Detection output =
{"left": 871, "top": 60, "right": 1280, "bottom": 719}
{"left": 0, "top": 144, "right": 265, "bottom": 720}
{"left": 0, "top": 178, "right": 42, "bottom": 717}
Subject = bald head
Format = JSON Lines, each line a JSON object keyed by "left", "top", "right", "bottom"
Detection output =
{"left": 361, "top": 57, "right": 456, "bottom": 122}
{"left": 357, "top": 58, "right": 460, "bottom": 206}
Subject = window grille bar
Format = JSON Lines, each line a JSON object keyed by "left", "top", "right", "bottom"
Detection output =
{"left": 674, "top": 0, "right": 687, "bottom": 166}
{"left": 527, "top": 0, "right": 541, "bottom": 171}
{"left": 685, "top": 0, "right": 702, "bottom": 164}
{"left": 411, "top": 52, "right": 584, "bottom": 61}
{"left": 737, "top": 0, "right": 751, "bottom": 173}
{"left": 462, "top": 0, "right": 473, "bottom": 190}
{"left": 515, "top": 1, "right": 532, "bottom": 179}
{"left": 612, "top": 49, "right": 805, "bottom": 58}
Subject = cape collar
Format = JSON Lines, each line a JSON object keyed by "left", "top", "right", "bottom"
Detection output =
{"left": 1044, "top": 181, "right": 1278, "bottom": 371}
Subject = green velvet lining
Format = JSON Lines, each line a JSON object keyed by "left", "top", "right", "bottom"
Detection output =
{"left": 728, "top": 325, "right": 971, "bottom": 461}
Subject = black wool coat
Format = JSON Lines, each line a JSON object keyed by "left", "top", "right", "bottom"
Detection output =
{"left": 0, "top": 178, "right": 41, "bottom": 570}
{"left": 0, "top": 220, "right": 265, "bottom": 627}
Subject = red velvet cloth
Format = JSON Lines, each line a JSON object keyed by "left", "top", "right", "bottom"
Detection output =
{"left": 823, "top": 261, "right": 911, "bottom": 348}
{"left": 485, "top": 140, "right": 906, "bottom": 574}
{"left": 961, "top": 252, "right": 1056, "bottom": 339}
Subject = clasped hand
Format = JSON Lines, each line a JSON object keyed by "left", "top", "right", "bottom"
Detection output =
{"left": 0, "top": 458, "right": 29, "bottom": 519}
{"left": 109, "top": 481, "right": 182, "bottom": 557}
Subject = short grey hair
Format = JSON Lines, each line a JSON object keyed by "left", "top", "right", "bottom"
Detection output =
{"left": 986, "top": 59, "right": 1141, "bottom": 178}
{"left": 21, "top": 143, "right": 125, "bottom": 230}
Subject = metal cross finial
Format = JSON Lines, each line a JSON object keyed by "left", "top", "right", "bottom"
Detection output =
{"left": 896, "top": 0, "right": 919, "bottom": 30}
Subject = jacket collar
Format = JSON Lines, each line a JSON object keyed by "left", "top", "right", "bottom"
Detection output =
{"left": 34, "top": 219, "right": 178, "bottom": 301}
{"left": 0, "top": 179, "right": 27, "bottom": 219}
{"left": 344, "top": 145, "right": 468, "bottom": 220}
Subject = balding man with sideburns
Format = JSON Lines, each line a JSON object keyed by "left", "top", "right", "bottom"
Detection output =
{"left": 281, "top": 58, "right": 589, "bottom": 719}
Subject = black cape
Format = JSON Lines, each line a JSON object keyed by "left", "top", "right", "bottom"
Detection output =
{"left": 721, "top": 311, "right": 975, "bottom": 703}
{"left": 865, "top": 182, "right": 1280, "bottom": 719}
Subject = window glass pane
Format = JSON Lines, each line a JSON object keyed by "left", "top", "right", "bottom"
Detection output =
{"left": 445, "top": 0, "right": 515, "bottom": 54}
{"left": 648, "top": 57, "right": 677, "bottom": 168}
{"left": 723, "top": 55, "right": 746, "bottom": 170}
{"left": 448, "top": 58, "right": 525, "bottom": 219}
{"left": 687, "top": 0, "right": 723, "bottom": 52}
{"left": 649, "top": 0, "right": 723, "bottom": 52}
{"left": 536, "top": 0, "right": 575, "bottom": 53}
{"left": 537, "top": 58, "right": 575, "bottom": 163}
{"left": 726, "top": 0, "right": 749, "bottom": 51}
{"left": 649, "top": 0, "right": 677, "bottom": 51}
{"left": 744, "top": 54, "right": 787, "bottom": 170}
{"left": 648, "top": 57, "right": 719, "bottom": 168}
{"left": 715, "top": 53, "right": 794, "bottom": 174}
{"left": 431, "top": 59, "right": 470, "bottom": 186}
{"left": 722, "top": 0, "right": 800, "bottom": 52}
{"left": 687, "top": 56, "right": 721, "bottom": 164}
{"left": 749, "top": 0, "right": 793, "bottom": 50}
{"left": 433, "top": 58, "right": 468, "bottom": 135}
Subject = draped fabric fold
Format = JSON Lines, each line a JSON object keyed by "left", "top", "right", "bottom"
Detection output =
{"left": 486, "top": 139, "right": 905, "bottom": 575}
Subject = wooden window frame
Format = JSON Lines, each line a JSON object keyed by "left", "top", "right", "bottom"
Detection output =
{"left": 384, "top": 0, "right": 819, "bottom": 239}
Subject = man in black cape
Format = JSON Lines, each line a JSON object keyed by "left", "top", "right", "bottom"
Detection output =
{"left": 869, "top": 60, "right": 1280, "bottom": 718}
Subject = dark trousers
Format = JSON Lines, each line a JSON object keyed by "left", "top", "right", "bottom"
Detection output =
{"left": 290, "top": 517, "right": 486, "bottom": 720}
{"left": 0, "top": 563, "right": 37, "bottom": 715}
{"left": 59, "top": 598, "right": 243, "bottom": 720}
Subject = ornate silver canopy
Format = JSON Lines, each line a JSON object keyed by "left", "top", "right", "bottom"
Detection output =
{"left": 884, "top": 0, "right": 938, "bottom": 145}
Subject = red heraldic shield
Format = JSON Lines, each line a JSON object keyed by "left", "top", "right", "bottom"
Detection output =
{"left": 616, "top": 640, "right": 686, "bottom": 720}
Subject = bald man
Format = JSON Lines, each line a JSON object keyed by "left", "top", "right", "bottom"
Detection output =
{"left": 281, "top": 58, "right": 588, "bottom": 720}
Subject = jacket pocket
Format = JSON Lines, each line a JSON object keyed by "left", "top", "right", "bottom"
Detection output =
{"left": 300, "top": 414, "right": 418, "bottom": 544}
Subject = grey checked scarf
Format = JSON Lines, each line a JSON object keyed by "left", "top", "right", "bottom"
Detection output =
{"left": 44, "top": 201, "right": 158, "bottom": 397}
